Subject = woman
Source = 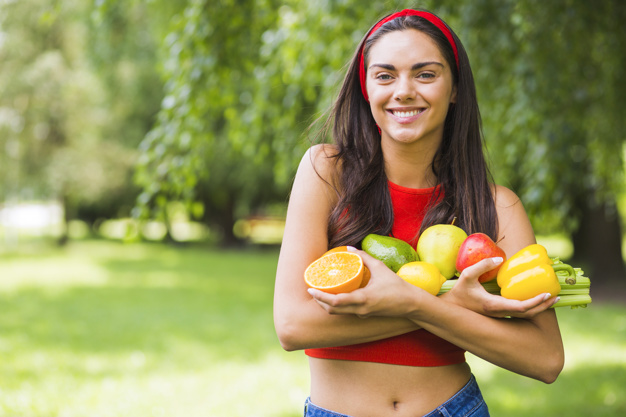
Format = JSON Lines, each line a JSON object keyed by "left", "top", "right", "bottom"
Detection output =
{"left": 274, "top": 9, "right": 564, "bottom": 417}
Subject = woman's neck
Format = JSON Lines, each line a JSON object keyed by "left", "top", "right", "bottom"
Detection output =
{"left": 382, "top": 140, "right": 439, "bottom": 189}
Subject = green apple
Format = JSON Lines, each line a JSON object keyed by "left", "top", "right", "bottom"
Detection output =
{"left": 416, "top": 224, "right": 468, "bottom": 279}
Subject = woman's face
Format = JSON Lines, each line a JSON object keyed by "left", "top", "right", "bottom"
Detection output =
{"left": 365, "top": 29, "right": 457, "bottom": 150}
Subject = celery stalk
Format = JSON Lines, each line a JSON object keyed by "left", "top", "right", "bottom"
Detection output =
{"left": 438, "top": 272, "right": 592, "bottom": 309}
{"left": 551, "top": 295, "right": 592, "bottom": 308}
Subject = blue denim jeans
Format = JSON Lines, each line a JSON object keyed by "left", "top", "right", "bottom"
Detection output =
{"left": 304, "top": 374, "right": 489, "bottom": 417}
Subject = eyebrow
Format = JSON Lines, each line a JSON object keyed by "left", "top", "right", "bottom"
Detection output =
{"left": 369, "top": 61, "right": 444, "bottom": 71}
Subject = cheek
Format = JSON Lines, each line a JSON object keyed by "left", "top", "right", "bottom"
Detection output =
{"left": 368, "top": 103, "right": 385, "bottom": 126}
{"left": 366, "top": 80, "right": 381, "bottom": 102}
{"left": 367, "top": 86, "right": 392, "bottom": 112}
{"left": 427, "top": 82, "right": 456, "bottom": 104}
{"left": 366, "top": 89, "right": 386, "bottom": 115}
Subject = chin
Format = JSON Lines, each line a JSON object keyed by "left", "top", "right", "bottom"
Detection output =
{"left": 384, "top": 129, "right": 425, "bottom": 144}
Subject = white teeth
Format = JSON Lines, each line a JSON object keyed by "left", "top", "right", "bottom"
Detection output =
{"left": 393, "top": 109, "right": 423, "bottom": 118}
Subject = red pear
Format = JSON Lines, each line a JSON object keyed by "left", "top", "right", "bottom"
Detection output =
{"left": 456, "top": 233, "right": 506, "bottom": 283}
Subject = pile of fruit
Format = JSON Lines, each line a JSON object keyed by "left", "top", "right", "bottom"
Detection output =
{"left": 304, "top": 223, "right": 591, "bottom": 309}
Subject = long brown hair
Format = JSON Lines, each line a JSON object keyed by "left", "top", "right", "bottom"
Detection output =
{"left": 318, "top": 11, "right": 498, "bottom": 249}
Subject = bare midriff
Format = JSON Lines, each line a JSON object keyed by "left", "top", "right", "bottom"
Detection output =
{"left": 309, "top": 358, "right": 472, "bottom": 416}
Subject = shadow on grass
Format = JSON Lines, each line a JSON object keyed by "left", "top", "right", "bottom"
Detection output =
{"left": 1, "top": 286, "right": 275, "bottom": 357}
{"left": 476, "top": 301, "right": 626, "bottom": 417}
{"left": 0, "top": 242, "right": 283, "bottom": 363}
{"left": 480, "top": 363, "right": 626, "bottom": 417}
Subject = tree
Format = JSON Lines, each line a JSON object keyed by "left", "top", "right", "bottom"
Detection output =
{"left": 0, "top": 0, "right": 131, "bottom": 240}
{"left": 0, "top": 0, "right": 177, "bottom": 243}
{"left": 133, "top": 0, "right": 394, "bottom": 245}
{"left": 136, "top": 0, "right": 625, "bottom": 284}
{"left": 458, "top": 0, "right": 626, "bottom": 282}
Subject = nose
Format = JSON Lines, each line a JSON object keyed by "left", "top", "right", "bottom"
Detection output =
{"left": 393, "top": 76, "right": 415, "bottom": 101}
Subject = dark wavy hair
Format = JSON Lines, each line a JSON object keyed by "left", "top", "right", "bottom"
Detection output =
{"left": 318, "top": 11, "right": 498, "bottom": 249}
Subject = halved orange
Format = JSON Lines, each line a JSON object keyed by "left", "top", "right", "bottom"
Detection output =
{"left": 359, "top": 266, "right": 371, "bottom": 288}
{"left": 322, "top": 247, "right": 370, "bottom": 288}
{"left": 323, "top": 246, "right": 349, "bottom": 256}
{"left": 304, "top": 251, "right": 364, "bottom": 294}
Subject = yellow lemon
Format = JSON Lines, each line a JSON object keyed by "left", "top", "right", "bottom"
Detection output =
{"left": 397, "top": 261, "right": 447, "bottom": 295}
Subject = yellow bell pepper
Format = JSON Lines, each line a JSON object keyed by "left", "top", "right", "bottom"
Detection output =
{"left": 496, "top": 244, "right": 576, "bottom": 301}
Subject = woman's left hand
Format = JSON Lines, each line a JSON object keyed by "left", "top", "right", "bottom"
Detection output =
{"left": 444, "top": 257, "right": 558, "bottom": 318}
{"left": 307, "top": 248, "right": 427, "bottom": 319}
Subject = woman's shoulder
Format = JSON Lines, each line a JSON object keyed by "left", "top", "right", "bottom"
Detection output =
{"left": 491, "top": 184, "right": 523, "bottom": 209}
{"left": 287, "top": 144, "right": 341, "bottom": 224}
{"left": 299, "top": 143, "right": 341, "bottom": 185}
{"left": 305, "top": 143, "right": 339, "bottom": 165}
{"left": 490, "top": 184, "right": 536, "bottom": 250}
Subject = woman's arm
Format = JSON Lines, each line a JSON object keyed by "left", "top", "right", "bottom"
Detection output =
{"left": 273, "top": 145, "right": 419, "bottom": 351}
{"left": 409, "top": 267, "right": 564, "bottom": 384}
{"left": 307, "top": 185, "right": 565, "bottom": 383}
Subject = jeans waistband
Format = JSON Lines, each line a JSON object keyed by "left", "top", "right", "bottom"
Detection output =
{"left": 426, "top": 374, "right": 488, "bottom": 416}
{"left": 304, "top": 397, "right": 350, "bottom": 417}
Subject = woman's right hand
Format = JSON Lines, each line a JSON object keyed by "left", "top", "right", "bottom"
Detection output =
{"left": 308, "top": 247, "right": 429, "bottom": 320}
{"left": 442, "top": 257, "right": 558, "bottom": 319}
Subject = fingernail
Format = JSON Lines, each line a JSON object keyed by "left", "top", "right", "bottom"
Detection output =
{"left": 543, "top": 293, "right": 552, "bottom": 301}
{"left": 347, "top": 246, "right": 357, "bottom": 252}
{"left": 492, "top": 257, "right": 503, "bottom": 264}
{"left": 553, "top": 297, "right": 561, "bottom": 304}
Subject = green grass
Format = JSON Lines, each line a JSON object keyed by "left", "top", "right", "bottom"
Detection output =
{"left": 0, "top": 240, "right": 624, "bottom": 416}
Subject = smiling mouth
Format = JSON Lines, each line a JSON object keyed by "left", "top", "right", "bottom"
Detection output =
{"left": 390, "top": 109, "right": 425, "bottom": 118}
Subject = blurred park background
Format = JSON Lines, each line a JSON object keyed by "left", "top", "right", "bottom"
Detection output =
{"left": 0, "top": 0, "right": 624, "bottom": 416}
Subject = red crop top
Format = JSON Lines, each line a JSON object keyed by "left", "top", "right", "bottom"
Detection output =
{"left": 305, "top": 181, "right": 466, "bottom": 367}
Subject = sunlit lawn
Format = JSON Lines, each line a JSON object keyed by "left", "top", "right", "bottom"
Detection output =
{"left": 0, "top": 240, "right": 624, "bottom": 417}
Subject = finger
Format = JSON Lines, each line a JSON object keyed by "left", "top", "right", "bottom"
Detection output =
{"left": 346, "top": 246, "right": 387, "bottom": 272}
{"left": 312, "top": 298, "right": 350, "bottom": 315}
{"left": 518, "top": 292, "right": 554, "bottom": 310}
{"left": 311, "top": 296, "right": 364, "bottom": 316}
{"left": 512, "top": 293, "right": 559, "bottom": 317}
{"left": 516, "top": 301, "right": 555, "bottom": 318}
{"left": 307, "top": 288, "right": 341, "bottom": 306}
{"left": 307, "top": 288, "right": 366, "bottom": 309}
{"left": 489, "top": 293, "right": 556, "bottom": 318}
{"left": 458, "top": 257, "right": 503, "bottom": 282}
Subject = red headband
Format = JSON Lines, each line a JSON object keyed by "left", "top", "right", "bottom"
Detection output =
{"left": 358, "top": 9, "right": 459, "bottom": 102}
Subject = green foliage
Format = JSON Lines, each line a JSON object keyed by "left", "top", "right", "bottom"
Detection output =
{"left": 134, "top": 0, "right": 626, "bottom": 243}
{"left": 0, "top": 0, "right": 174, "bottom": 222}
{"left": 2, "top": 0, "right": 623, "bottom": 246}
{"left": 461, "top": 0, "right": 626, "bottom": 233}
{"left": 0, "top": 0, "right": 93, "bottom": 200}
{"left": 135, "top": 0, "right": 284, "bottom": 223}
{"left": 133, "top": 0, "right": 430, "bottom": 226}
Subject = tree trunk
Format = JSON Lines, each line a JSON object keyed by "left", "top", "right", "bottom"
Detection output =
{"left": 201, "top": 191, "right": 244, "bottom": 248}
{"left": 162, "top": 203, "right": 177, "bottom": 244}
{"left": 57, "top": 193, "right": 71, "bottom": 246}
{"left": 217, "top": 207, "right": 241, "bottom": 247}
{"left": 571, "top": 195, "right": 626, "bottom": 299}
